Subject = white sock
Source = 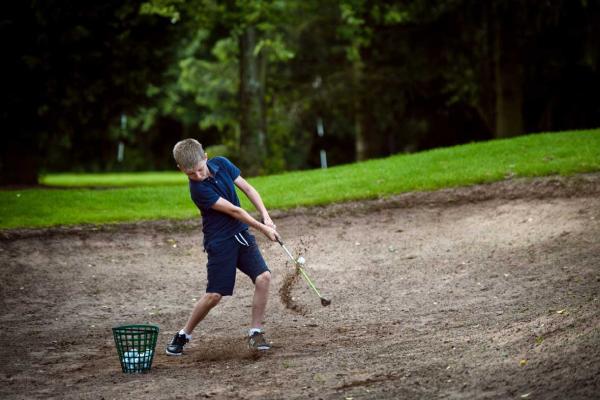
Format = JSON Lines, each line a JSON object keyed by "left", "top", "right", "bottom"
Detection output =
{"left": 179, "top": 329, "right": 192, "bottom": 340}
{"left": 248, "top": 328, "right": 262, "bottom": 336}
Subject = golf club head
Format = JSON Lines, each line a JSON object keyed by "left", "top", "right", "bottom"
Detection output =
{"left": 320, "top": 297, "right": 331, "bottom": 307}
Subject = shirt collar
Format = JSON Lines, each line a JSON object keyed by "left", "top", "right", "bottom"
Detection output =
{"left": 207, "top": 158, "right": 220, "bottom": 175}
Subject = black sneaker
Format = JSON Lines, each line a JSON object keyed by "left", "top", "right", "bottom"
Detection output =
{"left": 248, "top": 331, "right": 271, "bottom": 351}
{"left": 166, "top": 333, "right": 189, "bottom": 356}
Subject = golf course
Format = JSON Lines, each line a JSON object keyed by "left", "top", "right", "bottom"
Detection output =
{"left": 3, "top": 2, "right": 600, "bottom": 397}
{"left": 1, "top": 130, "right": 599, "bottom": 399}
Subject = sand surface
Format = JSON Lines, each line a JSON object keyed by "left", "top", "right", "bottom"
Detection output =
{"left": 1, "top": 174, "right": 599, "bottom": 399}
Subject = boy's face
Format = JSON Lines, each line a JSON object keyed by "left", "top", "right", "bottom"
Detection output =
{"left": 180, "top": 156, "right": 210, "bottom": 181}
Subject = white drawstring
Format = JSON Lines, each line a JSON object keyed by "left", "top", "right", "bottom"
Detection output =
{"left": 234, "top": 232, "right": 250, "bottom": 247}
{"left": 240, "top": 232, "right": 250, "bottom": 246}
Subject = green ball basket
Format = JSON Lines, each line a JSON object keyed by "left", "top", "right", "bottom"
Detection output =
{"left": 112, "top": 324, "right": 159, "bottom": 373}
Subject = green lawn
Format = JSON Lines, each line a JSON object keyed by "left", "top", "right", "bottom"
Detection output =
{"left": 40, "top": 171, "right": 187, "bottom": 187}
{"left": 1, "top": 129, "right": 599, "bottom": 229}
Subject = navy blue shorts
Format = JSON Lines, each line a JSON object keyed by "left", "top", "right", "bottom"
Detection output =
{"left": 204, "top": 230, "right": 270, "bottom": 296}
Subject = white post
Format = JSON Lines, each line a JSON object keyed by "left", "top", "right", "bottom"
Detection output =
{"left": 319, "top": 150, "right": 328, "bottom": 169}
{"left": 118, "top": 113, "right": 127, "bottom": 163}
{"left": 316, "top": 117, "right": 327, "bottom": 169}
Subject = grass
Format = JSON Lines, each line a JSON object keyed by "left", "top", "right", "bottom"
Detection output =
{"left": 1, "top": 129, "right": 599, "bottom": 229}
{"left": 40, "top": 171, "right": 187, "bottom": 187}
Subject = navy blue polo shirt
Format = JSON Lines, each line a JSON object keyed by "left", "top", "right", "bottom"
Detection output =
{"left": 189, "top": 157, "right": 248, "bottom": 247}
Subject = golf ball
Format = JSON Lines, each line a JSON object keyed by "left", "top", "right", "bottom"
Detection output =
{"left": 296, "top": 256, "right": 305, "bottom": 265}
{"left": 122, "top": 350, "right": 140, "bottom": 369}
{"left": 122, "top": 349, "right": 152, "bottom": 370}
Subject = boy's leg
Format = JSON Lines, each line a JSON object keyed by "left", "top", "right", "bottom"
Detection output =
{"left": 166, "top": 293, "right": 221, "bottom": 356}
{"left": 251, "top": 271, "right": 271, "bottom": 330}
{"left": 236, "top": 231, "right": 272, "bottom": 351}
{"left": 167, "top": 238, "right": 239, "bottom": 356}
{"left": 184, "top": 292, "right": 222, "bottom": 334}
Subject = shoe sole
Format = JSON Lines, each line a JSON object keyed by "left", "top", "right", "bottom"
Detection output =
{"left": 165, "top": 349, "right": 183, "bottom": 356}
{"left": 249, "top": 345, "right": 271, "bottom": 351}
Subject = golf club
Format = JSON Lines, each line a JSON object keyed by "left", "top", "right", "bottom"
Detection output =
{"left": 276, "top": 237, "right": 331, "bottom": 307}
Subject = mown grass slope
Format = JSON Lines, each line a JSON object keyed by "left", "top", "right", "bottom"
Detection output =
{"left": 1, "top": 129, "right": 599, "bottom": 229}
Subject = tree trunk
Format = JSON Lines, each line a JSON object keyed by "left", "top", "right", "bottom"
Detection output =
{"left": 493, "top": 13, "right": 524, "bottom": 138}
{"left": 239, "top": 25, "right": 267, "bottom": 176}
{"left": 0, "top": 137, "right": 39, "bottom": 186}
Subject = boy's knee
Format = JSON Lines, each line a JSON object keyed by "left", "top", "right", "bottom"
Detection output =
{"left": 204, "top": 292, "right": 222, "bottom": 306}
{"left": 255, "top": 271, "right": 271, "bottom": 287}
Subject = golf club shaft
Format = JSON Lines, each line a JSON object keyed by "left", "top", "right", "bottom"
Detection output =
{"left": 297, "top": 266, "right": 323, "bottom": 297}
{"left": 278, "top": 240, "right": 323, "bottom": 298}
{"left": 279, "top": 242, "right": 296, "bottom": 262}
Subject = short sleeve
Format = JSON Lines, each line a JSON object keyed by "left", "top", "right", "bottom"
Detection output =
{"left": 190, "top": 183, "right": 220, "bottom": 210}
{"left": 219, "top": 157, "right": 241, "bottom": 180}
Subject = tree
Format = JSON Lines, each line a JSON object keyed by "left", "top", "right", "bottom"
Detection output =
{"left": 141, "top": 0, "right": 297, "bottom": 175}
{"left": 1, "top": 0, "right": 180, "bottom": 184}
{"left": 406, "top": 0, "right": 600, "bottom": 138}
{"left": 4, "top": 0, "right": 598, "bottom": 185}
{"left": 137, "top": 0, "right": 600, "bottom": 166}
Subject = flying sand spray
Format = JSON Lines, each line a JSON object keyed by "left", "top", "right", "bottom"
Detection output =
{"left": 277, "top": 237, "right": 331, "bottom": 307}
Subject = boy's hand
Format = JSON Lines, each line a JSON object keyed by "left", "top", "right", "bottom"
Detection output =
{"left": 260, "top": 224, "right": 280, "bottom": 242}
{"left": 261, "top": 216, "right": 276, "bottom": 230}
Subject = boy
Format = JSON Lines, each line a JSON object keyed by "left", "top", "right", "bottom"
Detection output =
{"left": 166, "top": 138, "right": 279, "bottom": 355}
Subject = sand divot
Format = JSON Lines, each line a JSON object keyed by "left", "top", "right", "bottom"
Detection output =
{"left": 278, "top": 237, "right": 311, "bottom": 314}
{"left": 279, "top": 265, "right": 307, "bottom": 315}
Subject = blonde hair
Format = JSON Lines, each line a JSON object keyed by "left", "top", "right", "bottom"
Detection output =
{"left": 172, "top": 139, "right": 206, "bottom": 170}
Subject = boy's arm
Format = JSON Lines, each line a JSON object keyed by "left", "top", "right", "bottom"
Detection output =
{"left": 211, "top": 197, "right": 279, "bottom": 242}
{"left": 233, "top": 176, "right": 276, "bottom": 229}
